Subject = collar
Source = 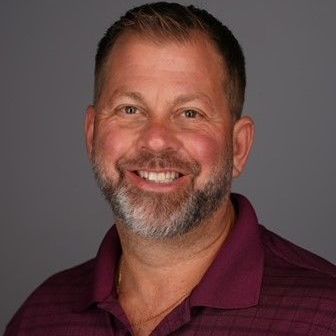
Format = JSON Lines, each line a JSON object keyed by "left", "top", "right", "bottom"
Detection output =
{"left": 189, "top": 193, "right": 264, "bottom": 309}
{"left": 77, "top": 193, "right": 264, "bottom": 311}
{"left": 76, "top": 227, "right": 122, "bottom": 311}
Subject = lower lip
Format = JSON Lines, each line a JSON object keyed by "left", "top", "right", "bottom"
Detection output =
{"left": 125, "top": 171, "right": 190, "bottom": 192}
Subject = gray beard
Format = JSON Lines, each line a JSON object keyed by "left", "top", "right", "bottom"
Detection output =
{"left": 92, "top": 151, "right": 233, "bottom": 240}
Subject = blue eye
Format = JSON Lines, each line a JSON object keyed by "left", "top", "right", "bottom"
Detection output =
{"left": 184, "top": 109, "right": 199, "bottom": 118}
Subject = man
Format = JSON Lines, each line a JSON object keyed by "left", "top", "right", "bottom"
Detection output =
{"left": 5, "top": 2, "right": 336, "bottom": 335}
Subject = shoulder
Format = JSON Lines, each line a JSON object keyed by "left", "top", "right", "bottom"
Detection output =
{"left": 260, "top": 225, "right": 336, "bottom": 334}
{"left": 4, "top": 259, "right": 95, "bottom": 335}
{"left": 261, "top": 224, "right": 336, "bottom": 279}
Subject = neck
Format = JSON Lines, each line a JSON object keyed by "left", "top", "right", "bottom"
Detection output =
{"left": 116, "top": 198, "right": 235, "bottom": 298}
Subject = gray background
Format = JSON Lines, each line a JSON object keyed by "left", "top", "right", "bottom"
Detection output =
{"left": 1, "top": 0, "right": 335, "bottom": 332}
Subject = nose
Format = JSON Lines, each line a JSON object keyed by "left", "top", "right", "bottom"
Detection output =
{"left": 137, "top": 121, "right": 181, "bottom": 153}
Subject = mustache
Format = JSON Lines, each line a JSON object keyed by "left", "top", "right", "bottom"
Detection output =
{"left": 116, "top": 150, "right": 201, "bottom": 176}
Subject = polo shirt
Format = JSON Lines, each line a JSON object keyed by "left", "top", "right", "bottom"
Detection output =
{"left": 5, "top": 194, "right": 336, "bottom": 335}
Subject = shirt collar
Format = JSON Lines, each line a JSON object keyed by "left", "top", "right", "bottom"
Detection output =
{"left": 76, "top": 227, "right": 122, "bottom": 311}
{"left": 190, "top": 193, "right": 264, "bottom": 309}
{"left": 77, "top": 193, "right": 264, "bottom": 311}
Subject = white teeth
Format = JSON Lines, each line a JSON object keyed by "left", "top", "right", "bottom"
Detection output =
{"left": 137, "top": 171, "right": 180, "bottom": 183}
{"left": 147, "top": 172, "right": 153, "bottom": 181}
{"left": 139, "top": 171, "right": 149, "bottom": 179}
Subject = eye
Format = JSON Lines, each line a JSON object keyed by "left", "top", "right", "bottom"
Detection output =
{"left": 123, "top": 105, "right": 138, "bottom": 115}
{"left": 183, "top": 109, "right": 201, "bottom": 119}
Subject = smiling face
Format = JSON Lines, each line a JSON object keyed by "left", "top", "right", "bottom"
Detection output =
{"left": 86, "top": 32, "right": 254, "bottom": 239}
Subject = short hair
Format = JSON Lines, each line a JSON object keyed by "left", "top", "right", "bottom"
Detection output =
{"left": 94, "top": 2, "right": 246, "bottom": 119}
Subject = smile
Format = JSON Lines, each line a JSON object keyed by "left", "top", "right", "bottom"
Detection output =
{"left": 136, "top": 170, "right": 182, "bottom": 184}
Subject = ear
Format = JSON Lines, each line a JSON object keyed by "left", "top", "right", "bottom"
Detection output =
{"left": 85, "top": 105, "right": 96, "bottom": 160}
{"left": 232, "top": 116, "right": 255, "bottom": 178}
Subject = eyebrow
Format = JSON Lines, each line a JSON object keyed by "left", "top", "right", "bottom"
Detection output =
{"left": 108, "top": 89, "right": 213, "bottom": 108}
{"left": 173, "top": 93, "right": 212, "bottom": 107}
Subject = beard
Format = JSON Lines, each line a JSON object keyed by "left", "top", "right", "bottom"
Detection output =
{"left": 92, "top": 147, "right": 233, "bottom": 240}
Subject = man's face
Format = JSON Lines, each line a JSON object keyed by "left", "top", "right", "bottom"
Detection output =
{"left": 87, "top": 33, "right": 245, "bottom": 239}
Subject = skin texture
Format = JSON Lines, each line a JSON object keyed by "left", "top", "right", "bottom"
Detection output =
{"left": 85, "top": 32, "right": 254, "bottom": 336}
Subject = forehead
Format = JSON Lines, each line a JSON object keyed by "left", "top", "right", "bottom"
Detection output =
{"left": 113, "top": 32, "right": 224, "bottom": 72}
{"left": 99, "top": 32, "right": 228, "bottom": 104}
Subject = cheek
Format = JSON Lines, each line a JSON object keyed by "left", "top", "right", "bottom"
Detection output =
{"left": 182, "top": 133, "right": 225, "bottom": 170}
{"left": 94, "top": 124, "right": 135, "bottom": 168}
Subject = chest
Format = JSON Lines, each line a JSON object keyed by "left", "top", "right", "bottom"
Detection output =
{"left": 17, "top": 301, "right": 334, "bottom": 336}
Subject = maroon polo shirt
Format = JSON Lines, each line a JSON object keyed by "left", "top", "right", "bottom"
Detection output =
{"left": 5, "top": 194, "right": 336, "bottom": 335}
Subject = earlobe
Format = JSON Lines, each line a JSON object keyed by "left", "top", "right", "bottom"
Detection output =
{"left": 85, "top": 105, "right": 96, "bottom": 160}
{"left": 232, "top": 116, "right": 255, "bottom": 178}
